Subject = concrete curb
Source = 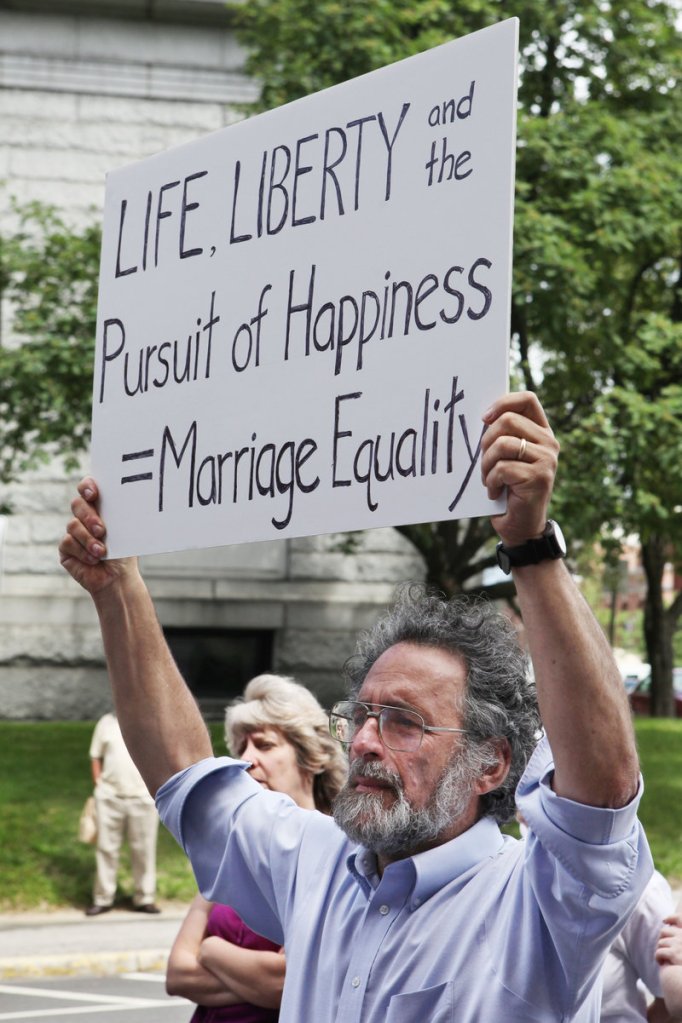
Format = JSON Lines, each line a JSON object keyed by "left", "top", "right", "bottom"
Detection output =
{"left": 0, "top": 948, "right": 170, "bottom": 980}
{"left": 0, "top": 903, "right": 186, "bottom": 980}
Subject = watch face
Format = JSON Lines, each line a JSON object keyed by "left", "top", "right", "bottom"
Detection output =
{"left": 496, "top": 543, "right": 512, "bottom": 575}
{"left": 548, "top": 520, "right": 567, "bottom": 557}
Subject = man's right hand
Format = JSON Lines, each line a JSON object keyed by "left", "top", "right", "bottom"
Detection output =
{"left": 59, "top": 479, "right": 214, "bottom": 794}
{"left": 59, "top": 477, "right": 136, "bottom": 595}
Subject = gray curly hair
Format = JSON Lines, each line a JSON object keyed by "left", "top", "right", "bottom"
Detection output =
{"left": 225, "top": 673, "right": 348, "bottom": 814}
{"left": 343, "top": 584, "right": 540, "bottom": 824}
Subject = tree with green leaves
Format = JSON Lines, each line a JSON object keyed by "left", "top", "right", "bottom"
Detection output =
{"left": 0, "top": 202, "right": 101, "bottom": 494}
{"left": 230, "top": 0, "right": 682, "bottom": 710}
{"left": 518, "top": 55, "right": 682, "bottom": 714}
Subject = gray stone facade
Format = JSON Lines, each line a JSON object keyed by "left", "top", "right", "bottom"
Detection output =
{"left": 0, "top": 0, "right": 425, "bottom": 719}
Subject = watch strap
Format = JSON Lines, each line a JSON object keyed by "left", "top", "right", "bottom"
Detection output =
{"left": 496, "top": 520, "right": 566, "bottom": 574}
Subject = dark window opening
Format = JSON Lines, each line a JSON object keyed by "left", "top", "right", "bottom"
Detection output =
{"left": 164, "top": 627, "right": 274, "bottom": 723}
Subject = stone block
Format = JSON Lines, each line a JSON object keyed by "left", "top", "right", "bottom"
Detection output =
{"left": 0, "top": 11, "right": 77, "bottom": 58}
{"left": 0, "top": 86, "right": 79, "bottom": 122}
{"left": 1, "top": 515, "right": 31, "bottom": 545}
{"left": 0, "top": 620, "right": 98, "bottom": 662}
{"left": 151, "top": 596, "right": 284, "bottom": 631}
{"left": 362, "top": 527, "right": 425, "bottom": 554}
{"left": 143, "top": 578, "right": 217, "bottom": 602}
{"left": 10, "top": 146, "right": 116, "bottom": 183}
{"left": 289, "top": 550, "right": 425, "bottom": 584}
{"left": 0, "top": 512, "right": 64, "bottom": 549}
{"left": 141, "top": 539, "right": 287, "bottom": 580}
{"left": 284, "top": 600, "right": 384, "bottom": 633}
{"left": 3, "top": 474, "right": 80, "bottom": 515}
{"left": 71, "top": 123, "right": 169, "bottom": 159}
{"left": 77, "top": 93, "right": 225, "bottom": 131}
{"left": 290, "top": 527, "right": 425, "bottom": 560}
{"left": 0, "top": 665, "right": 111, "bottom": 720}
{"left": 288, "top": 552, "right": 354, "bottom": 582}
{"left": 0, "top": 592, "right": 100, "bottom": 628}
{"left": 276, "top": 628, "right": 357, "bottom": 672}
{"left": 77, "top": 18, "right": 229, "bottom": 69}
{"left": 28, "top": 515, "right": 65, "bottom": 545}
{"left": 4, "top": 176, "right": 104, "bottom": 217}
{"left": 0, "top": 119, "right": 78, "bottom": 151}
{"left": 2, "top": 543, "right": 62, "bottom": 576}
{"left": 290, "top": 531, "right": 364, "bottom": 555}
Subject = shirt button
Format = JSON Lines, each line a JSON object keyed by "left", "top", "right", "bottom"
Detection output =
{"left": 379, "top": 904, "right": 390, "bottom": 915}
{"left": 352, "top": 977, "right": 361, "bottom": 988}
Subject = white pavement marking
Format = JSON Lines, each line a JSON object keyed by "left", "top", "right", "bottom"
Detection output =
{"left": 120, "top": 973, "right": 166, "bottom": 983}
{"left": 0, "top": 982, "right": 191, "bottom": 1020}
{"left": 0, "top": 986, "right": 146, "bottom": 1004}
{"left": 0, "top": 1002, "right": 180, "bottom": 1019}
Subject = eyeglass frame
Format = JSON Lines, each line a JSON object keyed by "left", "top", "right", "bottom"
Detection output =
{"left": 329, "top": 699, "right": 467, "bottom": 753}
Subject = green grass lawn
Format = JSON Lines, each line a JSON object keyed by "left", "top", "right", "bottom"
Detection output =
{"left": 0, "top": 721, "right": 225, "bottom": 912}
{"left": 635, "top": 719, "right": 682, "bottom": 883}
{"left": 1, "top": 718, "right": 681, "bottom": 911}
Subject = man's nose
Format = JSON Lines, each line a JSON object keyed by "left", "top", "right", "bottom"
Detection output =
{"left": 350, "top": 713, "right": 383, "bottom": 757}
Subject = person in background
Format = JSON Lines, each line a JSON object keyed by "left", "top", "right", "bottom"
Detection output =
{"left": 600, "top": 869, "right": 676, "bottom": 1023}
{"left": 517, "top": 807, "right": 674, "bottom": 1023}
{"left": 87, "top": 711, "right": 160, "bottom": 916}
{"left": 166, "top": 674, "right": 347, "bottom": 1022}
{"left": 655, "top": 899, "right": 682, "bottom": 1020}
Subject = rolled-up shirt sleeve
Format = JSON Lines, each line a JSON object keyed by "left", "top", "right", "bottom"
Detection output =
{"left": 157, "top": 755, "right": 252, "bottom": 853}
{"left": 516, "top": 736, "right": 648, "bottom": 899}
{"left": 506, "top": 736, "right": 653, "bottom": 1015}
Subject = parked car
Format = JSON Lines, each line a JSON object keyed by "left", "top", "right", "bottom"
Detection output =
{"left": 628, "top": 668, "right": 682, "bottom": 717}
{"left": 622, "top": 673, "right": 642, "bottom": 694}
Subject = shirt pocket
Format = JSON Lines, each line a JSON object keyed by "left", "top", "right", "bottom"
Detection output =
{"left": 386, "top": 981, "right": 455, "bottom": 1023}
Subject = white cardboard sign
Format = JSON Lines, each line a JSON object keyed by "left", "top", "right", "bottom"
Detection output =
{"left": 92, "top": 18, "right": 518, "bottom": 558}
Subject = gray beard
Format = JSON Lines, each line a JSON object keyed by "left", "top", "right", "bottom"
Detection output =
{"left": 332, "top": 748, "right": 477, "bottom": 860}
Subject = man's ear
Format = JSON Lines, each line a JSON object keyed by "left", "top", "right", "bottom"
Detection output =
{"left": 474, "top": 737, "right": 512, "bottom": 797}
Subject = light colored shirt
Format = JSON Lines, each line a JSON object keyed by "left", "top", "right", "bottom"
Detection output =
{"left": 90, "top": 713, "right": 153, "bottom": 800}
{"left": 600, "top": 870, "right": 673, "bottom": 1022}
{"left": 157, "top": 736, "right": 653, "bottom": 1023}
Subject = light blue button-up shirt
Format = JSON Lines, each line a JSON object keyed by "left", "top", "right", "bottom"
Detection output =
{"left": 157, "top": 736, "right": 652, "bottom": 1022}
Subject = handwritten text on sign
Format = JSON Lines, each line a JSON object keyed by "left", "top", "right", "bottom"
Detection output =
{"left": 91, "top": 18, "right": 518, "bottom": 558}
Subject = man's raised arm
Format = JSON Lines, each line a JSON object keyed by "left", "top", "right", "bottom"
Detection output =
{"left": 481, "top": 392, "right": 639, "bottom": 809}
{"left": 59, "top": 478, "right": 213, "bottom": 795}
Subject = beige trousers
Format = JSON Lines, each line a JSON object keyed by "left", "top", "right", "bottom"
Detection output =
{"left": 93, "top": 789, "right": 159, "bottom": 908}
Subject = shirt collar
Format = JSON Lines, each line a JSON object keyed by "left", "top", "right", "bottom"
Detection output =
{"left": 347, "top": 846, "right": 381, "bottom": 895}
{"left": 410, "top": 816, "right": 504, "bottom": 908}
{"left": 346, "top": 816, "right": 505, "bottom": 908}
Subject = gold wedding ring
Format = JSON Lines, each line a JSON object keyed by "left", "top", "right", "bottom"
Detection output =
{"left": 517, "top": 437, "right": 527, "bottom": 461}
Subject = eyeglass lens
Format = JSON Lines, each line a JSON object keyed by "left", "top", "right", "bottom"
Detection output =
{"left": 331, "top": 702, "right": 424, "bottom": 752}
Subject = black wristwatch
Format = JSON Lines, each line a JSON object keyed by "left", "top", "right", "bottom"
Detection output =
{"left": 496, "top": 520, "right": 567, "bottom": 575}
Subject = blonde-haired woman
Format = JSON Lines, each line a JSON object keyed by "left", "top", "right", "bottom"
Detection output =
{"left": 166, "top": 674, "right": 347, "bottom": 1022}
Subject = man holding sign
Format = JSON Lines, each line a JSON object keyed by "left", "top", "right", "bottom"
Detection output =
{"left": 59, "top": 391, "right": 651, "bottom": 1022}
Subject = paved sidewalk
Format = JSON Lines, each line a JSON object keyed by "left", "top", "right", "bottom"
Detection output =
{"left": 0, "top": 902, "right": 188, "bottom": 979}
{"left": 3, "top": 887, "right": 680, "bottom": 982}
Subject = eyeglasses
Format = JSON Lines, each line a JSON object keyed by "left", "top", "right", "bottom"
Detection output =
{"left": 329, "top": 700, "right": 466, "bottom": 753}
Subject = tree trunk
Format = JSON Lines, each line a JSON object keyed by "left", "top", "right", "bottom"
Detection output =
{"left": 608, "top": 586, "right": 617, "bottom": 648}
{"left": 641, "top": 535, "right": 674, "bottom": 717}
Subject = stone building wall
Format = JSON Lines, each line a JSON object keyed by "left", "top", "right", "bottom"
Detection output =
{"left": 0, "top": 0, "right": 425, "bottom": 719}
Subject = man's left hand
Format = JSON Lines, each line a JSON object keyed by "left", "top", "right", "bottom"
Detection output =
{"left": 480, "top": 391, "right": 560, "bottom": 548}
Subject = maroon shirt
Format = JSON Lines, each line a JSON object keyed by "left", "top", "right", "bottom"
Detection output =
{"left": 190, "top": 903, "right": 280, "bottom": 1023}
